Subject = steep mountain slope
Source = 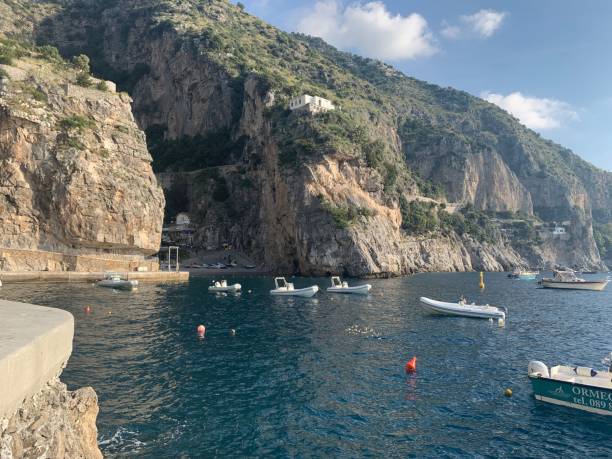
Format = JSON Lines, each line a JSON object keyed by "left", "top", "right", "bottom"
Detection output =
{"left": 0, "top": 24, "right": 164, "bottom": 270}
{"left": 10, "top": 0, "right": 611, "bottom": 274}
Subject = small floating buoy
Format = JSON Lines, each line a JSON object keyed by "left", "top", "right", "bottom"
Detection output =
{"left": 229, "top": 328, "right": 236, "bottom": 336}
{"left": 107, "top": 311, "right": 112, "bottom": 315}
{"left": 84, "top": 305, "right": 92, "bottom": 314}
{"left": 504, "top": 388, "right": 513, "bottom": 397}
{"left": 248, "top": 290, "right": 252, "bottom": 293}
{"left": 197, "top": 324, "right": 206, "bottom": 336}
{"left": 405, "top": 356, "right": 417, "bottom": 373}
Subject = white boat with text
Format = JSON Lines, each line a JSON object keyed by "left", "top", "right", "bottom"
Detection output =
{"left": 96, "top": 273, "right": 138, "bottom": 290}
{"left": 326, "top": 276, "right": 371, "bottom": 295}
{"left": 270, "top": 277, "right": 318, "bottom": 297}
{"left": 419, "top": 296, "right": 506, "bottom": 320}
{"left": 538, "top": 269, "right": 609, "bottom": 291}
{"left": 528, "top": 355, "right": 612, "bottom": 415}
{"left": 208, "top": 280, "right": 241, "bottom": 293}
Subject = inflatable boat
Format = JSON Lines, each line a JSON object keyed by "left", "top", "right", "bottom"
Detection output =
{"left": 419, "top": 296, "right": 506, "bottom": 320}
{"left": 326, "top": 276, "right": 371, "bottom": 295}
{"left": 208, "top": 280, "right": 242, "bottom": 293}
{"left": 270, "top": 277, "right": 318, "bottom": 297}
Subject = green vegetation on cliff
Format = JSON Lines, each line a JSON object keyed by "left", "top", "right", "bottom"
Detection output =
{"left": 10, "top": 0, "right": 610, "bottom": 268}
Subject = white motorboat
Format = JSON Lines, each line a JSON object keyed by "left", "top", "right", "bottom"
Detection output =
{"left": 539, "top": 269, "right": 609, "bottom": 291}
{"left": 208, "top": 280, "right": 241, "bottom": 293}
{"left": 326, "top": 276, "right": 371, "bottom": 295}
{"left": 270, "top": 277, "right": 318, "bottom": 297}
{"left": 96, "top": 273, "right": 138, "bottom": 290}
{"left": 419, "top": 296, "right": 506, "bottom": 320}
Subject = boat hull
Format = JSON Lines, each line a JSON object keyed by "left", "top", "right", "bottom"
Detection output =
{"left": 208, "top": 284, "right": 241, "bottom": 293}
{"left": 270, "top": 286, "right": 319, "bottom": 297}
{"left": 529, "top": 376, "right": 612, "bottom": 415}
{"left": 540, "top": 280, "right": 609, "bottom": 291}
{"left": 97, "top": 280, "right": 138, "bottom": 290}
{"left": 327, "top": 284, "right": 371, "bottom": 295}
{"left": 419, "top": 297, "right": 505, "bottom": 320}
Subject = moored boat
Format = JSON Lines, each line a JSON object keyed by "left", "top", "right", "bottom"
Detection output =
{"left": 528, "top": 356, "right": 612, "bottom": 415}
{"left": 208, "top": 280, "right": 241, "bottom": 293}
{"left": 270, "top": 277, "right": 318, "bottom": 297}
{"left": 539, "top": 269, "right": 609, "bottom": 291}
{"left": 326, "top": 276, "right": 371, "bottom": 295}
{"left": 419, "top": 296, "right": 506, "bottom": 320}
{"left": 508, "top": 269, "right": 538, "bottom": 280}
{"left": 96, "top": 273, "right": 138, "bottom": 290}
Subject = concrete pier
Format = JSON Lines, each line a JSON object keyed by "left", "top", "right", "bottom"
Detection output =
{"left": 0, "top": 270, "right": 189, "bottom": 284}
{"left": 0, "top": 300, "right": 74, "bottom": 419}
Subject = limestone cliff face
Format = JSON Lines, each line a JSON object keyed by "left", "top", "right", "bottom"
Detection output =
{"left": 0, "top": 378, "right": 102, "bottom": 459}
{"left": 34, "top": 0, "right": 610, "bottom": 273}
{"left": 158, "top": 77, "right": 526, "bottom": 276}
{"left": 0, "top": 54, "right": 164, "bottom": 267}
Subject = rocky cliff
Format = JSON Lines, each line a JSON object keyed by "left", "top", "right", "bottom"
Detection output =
{"left": 12, "top": 0, "right": 612, "bottom": 274}
{"left": 0, "top": 31, "right": 165, "bottom": 270}
{"left": 0, "top": 378, "right": 102, "bottom": 459}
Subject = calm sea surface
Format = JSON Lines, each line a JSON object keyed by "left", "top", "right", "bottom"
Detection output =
{"left": 2, "top": 272, "right": 612, "bottom": 457}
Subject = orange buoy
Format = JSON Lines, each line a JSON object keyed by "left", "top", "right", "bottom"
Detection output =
{"left": 405, "top": 356, "right": 417, "bottom": 373}
{"left": 197, "top": 324, "right": 206, "bottom": 336}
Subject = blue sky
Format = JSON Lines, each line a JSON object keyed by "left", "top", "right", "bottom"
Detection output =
{"left": 236, "top": 0, "right": 612, "bottom": 171}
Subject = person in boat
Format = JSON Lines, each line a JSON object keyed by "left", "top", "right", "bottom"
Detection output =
{"left": 458, "top": 295, "right": 466, "bottom": 306}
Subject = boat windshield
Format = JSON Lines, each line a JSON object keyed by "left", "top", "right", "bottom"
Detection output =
{"left": 275, "top": 277, "right": 287, "bottom": 288}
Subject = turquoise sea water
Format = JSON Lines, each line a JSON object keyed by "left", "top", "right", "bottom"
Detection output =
{"left": 2, "top": 272, "right": 612, "bottom": 457}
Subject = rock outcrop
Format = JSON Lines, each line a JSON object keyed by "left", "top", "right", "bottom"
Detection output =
{"left": 0, "top": 378, "right": 102, "bottom": 459}
{"left": 0, "top": 39, "right": 165, "bottom": 270}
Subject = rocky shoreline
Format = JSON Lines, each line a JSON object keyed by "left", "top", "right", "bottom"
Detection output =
{"left": 0, "top": 379, "right": 102, "bottom": 459}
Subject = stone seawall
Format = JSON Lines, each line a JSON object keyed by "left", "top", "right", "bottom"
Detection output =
{"left": 0, "top": 247, "right": 159, "bottom": 272}
{"left": 0, "top": 300, "right": 102, "bottom": 458}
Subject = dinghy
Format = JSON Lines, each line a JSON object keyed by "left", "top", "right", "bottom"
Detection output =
{"left": 270, "top": 277, "right": 318, "bottom": 297}
{"left": 326, "top": 276, "right": 371, "bottom": 295}
{"left": 508, "top": 269, "right": 538, "bottom": 280}
{"left": 528, "top": 354, "right": 612, "bottom": 415}
{"left": 208, "top": 280, "right": 241, "bottom": 293}
{"left": 419, "top": 297, "right": 506, "bottom": 320}
{"left": 97, "top": 273, "right": 138, "bottom": 290}
{"left": 539, "top": 269, "right": 609, "bottom": 291}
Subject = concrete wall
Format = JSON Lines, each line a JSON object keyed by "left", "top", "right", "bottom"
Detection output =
{"left": 0, "top": 300, "right": 74, "bottom": 420}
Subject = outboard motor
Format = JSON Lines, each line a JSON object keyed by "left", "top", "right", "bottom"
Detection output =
{"left": 528, "top": 361, "right": 550, "bottom": 378}
{"left": 602, "top": 353, "right": 612, "bottom": 372}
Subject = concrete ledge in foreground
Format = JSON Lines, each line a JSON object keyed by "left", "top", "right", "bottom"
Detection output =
{"left": 0, "top": 300, "right": 74, "bottom": 419}
{"left": 0, "top": 270, "right": 189, "bottom": 284}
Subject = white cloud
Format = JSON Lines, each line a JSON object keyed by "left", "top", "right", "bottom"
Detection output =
{"left": 440, "top": 9, "right": 506, "bottom": 39}
{"left": 440, "top": 21, "right": 461, "bottom": 39}
{"left": 481, "top": 91, "right": 579, "bottom": 130}
{"left": 461, "top": 9, "right": 507, "bottom": 38}
{"left": 296, "top": 1, "right": 437, "bottom": 60}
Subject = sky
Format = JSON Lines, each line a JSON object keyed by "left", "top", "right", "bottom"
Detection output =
{"left": 235, "top": 0, "right": 612, "bottom": 171}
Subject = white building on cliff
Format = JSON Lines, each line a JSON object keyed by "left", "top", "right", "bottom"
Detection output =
{"left": 289, "top": 94, "right": 335, "bottom": 113}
